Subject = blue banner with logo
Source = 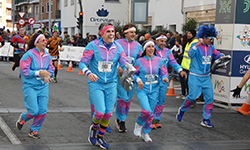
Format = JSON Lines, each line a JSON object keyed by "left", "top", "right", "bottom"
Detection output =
{"left": 231, "top": 50, "right": 250, "bottom": 77}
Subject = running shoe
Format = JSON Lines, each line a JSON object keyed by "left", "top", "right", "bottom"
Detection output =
{"left": 28, "top": 129, "right": 40, "bottom": 139}
{"left": 142, "top": 133, "right": 152, "bottom": 142}
{"left": 176, "top": 107, "right": 184, "bottom": 122}
{"left": 133, "top": 123, "right": 142, "bottom": 137}
{"left": 106, "top": 125, "right": 112, "bottom": 133}
{"left": 152, "top": 119, "right": 156, "bottom": 130}
{"left": 115, "top": 119, "right": 127, "bottom": 133}
{"left": 88, "top": 125, "right": 97, "bottom": 145}
{"left": 52, "top": 77, "right": 58, "bottom": 83}
{"left": 97, "top": 136, "right": 109, "bottom": 149}
{"left": 16, "top": 113, "right": 25, "bottom": 130}
{"left": 11, "top": 63, "right": 16, "bottom": 71}
{"left": 201, "top": 119, "right": 214, "bottom": 128}
{"left": 155, "top": 120, "right": 162, "bottom": 128}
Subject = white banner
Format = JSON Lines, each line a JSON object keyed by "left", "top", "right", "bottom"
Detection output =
{"left": 0, "top": 42, "right": 14, "bottom": 57}
{"left": 59, "top": 45, "right": 85, "bottom": 62}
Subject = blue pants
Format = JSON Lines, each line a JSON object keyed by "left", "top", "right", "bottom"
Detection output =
{"left": 180, "top": 74, "right": 214, "bottom": 120}
{"left": 89, "top": 81, "right": 117, "bottom": 121}
{"left": 136, "top": 90, "right": 158, "bottom": 134}
{"left": 153, "top": 81, "right": 168, "bottom": 121}
{"left": 21, "top": 84, "right": 49, "bottom": 132}
{"left": 116, "top": 76, "right": 135, "bottom": 121}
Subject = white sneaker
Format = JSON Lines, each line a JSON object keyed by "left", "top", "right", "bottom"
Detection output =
{"left": 142, "top": 133, "right": 152, "bottom": 142}
{"left": 133, "top": 123, "right": 142, "bottom": 137}
{"left": 176, "top": 94, "right": 182, "bottom": 99}
{"left": 181, "top": 95, "right": 186, "bottom": 100}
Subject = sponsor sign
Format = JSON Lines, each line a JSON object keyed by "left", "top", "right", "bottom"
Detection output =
{"left": 233, "top": 24, "right": 250, "bottom": 50}
{"left": 212, "top": 74, "right": 230, "bottom": 103}
{"left": 229, "top": 77, "right": 249, "bottom": 103}
{"left": 214, "top": 24, "right": 234, "bottom": 50}
{"left": 231, "top": 51, "right": 250, "bottom": 77}
{"left": 235, "top": 0, "right": 250, "bottom": 24}
{"left": 215, "top": 0, "right": 236, "bottom": 24}
{"left": 89, "top": 5, "right": 115, "bottom": 25}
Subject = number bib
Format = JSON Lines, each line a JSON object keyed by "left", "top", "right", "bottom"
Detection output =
{"left": 98, "top": 61, "right": 113, "bottom": 72}
{"left": 18, "top": 43, "right": 24, "bottom": 49}
{"left": 127, "top": 56, "right": 135, "bottom": 65}
{"left": 145, "top": 74, "right": 158, "bottom": 85}
{"left": 202, "top": 56, "right": 211, "bottom": 64}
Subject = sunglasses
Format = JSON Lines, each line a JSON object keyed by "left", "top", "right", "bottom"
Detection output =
{"left": 208, "top": 36, "right": 214, "bottom": 41}
{"left": 39, "top": 39, "right": 48, "bottom": 42}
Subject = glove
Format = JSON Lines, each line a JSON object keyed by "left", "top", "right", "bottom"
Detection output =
{"left": 230, "top": 86, "right": 242, "bottom": 98}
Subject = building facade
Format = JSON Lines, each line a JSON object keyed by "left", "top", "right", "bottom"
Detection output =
{"left": 0, "top": 0, "right": 12, "bottom": 31}
{"left": 61, "top": 0, "right": 129, "bottom": 38}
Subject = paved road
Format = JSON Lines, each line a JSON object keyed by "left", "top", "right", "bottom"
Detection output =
{"left": 0, "top": 60, "right": 250, "bottom": 150}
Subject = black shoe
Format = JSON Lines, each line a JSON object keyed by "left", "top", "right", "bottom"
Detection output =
{"left": 115, "top": 119, "right": 127, "bottom": 133}
{"left": 16, "top": 113, "right": 25, "bottom": 130}
{"left": 29, "top": 129, "right": 40, "bottom": 139}
{"left": 11, "top": 63, "right": 16, "bottom": 71}
{"left": 52, "top": 77, "right": 58, "bottom": 83}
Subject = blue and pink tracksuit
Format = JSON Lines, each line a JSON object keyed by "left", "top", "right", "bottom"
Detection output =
{"left": 133, "top": 55, "right": 168, "bottom": 134}
{"left": 20, "top": 48, "right": 54, "bottom": 132}
{"left": 180, "top": 43, "right": 224, "bottom": 119}
{"left": 154, "top": 45, "right": 182, "bottom": 121}
{"left": 115, "top": 38, "right": 143, "bottom": 121}
{"left": 79, "top": 38, "right": 128, "bottom": 137}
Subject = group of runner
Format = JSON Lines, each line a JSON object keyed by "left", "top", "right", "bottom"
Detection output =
{"left": 8, "top": 22, "right": 226, "bottom": 150}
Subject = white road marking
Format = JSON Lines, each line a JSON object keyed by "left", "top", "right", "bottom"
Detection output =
{"left": 0, "top": 116, "right": 22, "bottom": 144}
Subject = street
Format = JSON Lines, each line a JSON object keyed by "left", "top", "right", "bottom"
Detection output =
{"left": 0, "top": 60, "right": 250, "bottom": 150}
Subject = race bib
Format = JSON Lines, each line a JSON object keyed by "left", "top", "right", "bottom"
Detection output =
{"left": 127, "top": 56, "right": 135, "bottom": 65}
{"left": 18, "top": 43, "right": 24, "bottom": 49}
{"left": 51, "top": 56, "right": 58, "bottom": 60}
{"left": 145, "top": 74, "right": 158, "bottom": 85}
{"left": 202, "top": 56, "right": 211, "bottom": 65}
{"left": 98, "top": 61, "right": 113, "bottom": 72}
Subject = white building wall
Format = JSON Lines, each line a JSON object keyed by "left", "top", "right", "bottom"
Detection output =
{"left": 184, "top": 0, "right": 216, "bottom": 8}
{"left": 149, "top": 0, "right": 184, "bottom": 33}
{"left": 61, "top": 0, "right": 128, "bottom": 38}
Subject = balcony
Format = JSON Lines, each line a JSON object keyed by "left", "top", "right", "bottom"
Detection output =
{"left": 6, "top": 3, "right": 12, "bottom": 9}
{"left": 56, "top": 10, "right": 60, "bottom": 19}
{"left": 15, "top": 0, "right": 29, "bottom": 5}
{"left": 6, "top": 15, "right": 11, "bottom": 20}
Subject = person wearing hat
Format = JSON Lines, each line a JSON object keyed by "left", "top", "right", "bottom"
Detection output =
{"left": 114, "top": 23, "right": 143, "bottom": 133}
{"left": 133, "top": 40, "right": 169, "bottom": 142}
{"left": 176, "top": 25, "right": 224, "bottom": 128}
{"left": 152, "top": 32, "right": 187, "bottom": 129}
{"left": 79, "top": 23, "right": 133, "bottom": 149}
{"left": 178, "top": 29, "right": 198, "bottom": 100}
{"left": 47, "top": 24, "right": 62, "bottom": 82}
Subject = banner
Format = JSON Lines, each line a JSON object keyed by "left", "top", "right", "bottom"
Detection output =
{"left": 0, "top": 42, "right": 14, "bottom": 57}
{"left": 59, "top": 45, "right": 85, "bottom": 62}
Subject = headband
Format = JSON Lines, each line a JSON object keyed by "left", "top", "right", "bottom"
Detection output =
{"left": 156, "top": 36, "right": 167, "bottom": 41}
{"left": 101, "top": 25, "right": 115, "bottom": 37}
{"left": 143, "top": 41, "right": 155, "bottom": 51}
{"left": 124, "top": 27, "right": 136, "bottom": 34}
{"left": 34, "top": 34, "right": 44, "bottom": 46}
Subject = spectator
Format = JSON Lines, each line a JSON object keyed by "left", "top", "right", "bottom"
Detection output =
{"left": 45, "top": 31, "right": 51, "bottom": 39}
{"left": 169, "top": 31, "right": 179, "bottom": 48}
{"left": 70, "top": 35, "right": 77, "bottom": 46}
{"left": 2, "top": 31, "right": 10, "bottom": 41}
{"left": 77, "top": 33, "right": 85, "bottom": 46}
{"left": 166, "top": 33, "right": 172, "bottom": 48}
{"left": 115, "top": 32, "right": 121, "bottom": 40}
{"left": 63, "top": 31, "right": 71, "bottom": 44}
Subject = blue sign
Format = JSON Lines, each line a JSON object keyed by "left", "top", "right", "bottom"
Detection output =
{"left": 231, "top": 50, "right": 250, "bottom": 77}
{"left": 96, "top": 5, "right": 109, "bottom": 17}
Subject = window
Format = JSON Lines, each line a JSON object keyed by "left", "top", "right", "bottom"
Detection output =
{"left": 71, "top": 0, "right": 74, "bottom": 5}
{"left": 64, "top": 0, "right": 68, "bottom": 7}
{"left": 46, "top": 2, "right": 53, "bottom": 13}
{"left": 42, "top": 4, "right": 44, "bottom": 14}
{"left": 36, "top": 6, "right": 39, "bottom": 15}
